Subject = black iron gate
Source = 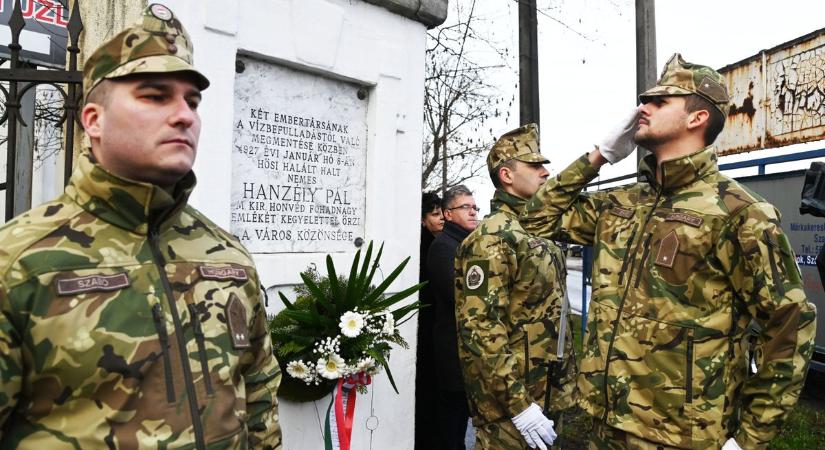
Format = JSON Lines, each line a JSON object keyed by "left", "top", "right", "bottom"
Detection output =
{"left": 0, "top": 0, "right": 83, "bottom": 221}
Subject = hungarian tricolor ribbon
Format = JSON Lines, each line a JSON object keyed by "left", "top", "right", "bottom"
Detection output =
{"left": 324, "top": 373, "right": 372, "bottom": 450}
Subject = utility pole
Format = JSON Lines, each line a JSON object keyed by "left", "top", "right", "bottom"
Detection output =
{"left": 635, "top": 0, "right": 656, "bottom": 164}
{"left": 519, "top": 0, "right": 540, "bottom": 126}
{"left": 440, "top": 122, "right": 448, "bottom": 197}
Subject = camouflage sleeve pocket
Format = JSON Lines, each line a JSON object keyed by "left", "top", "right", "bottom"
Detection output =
{"left": 761, "top": 229, "right": 801, "bottom": 298}
{"left": 776, "top": 233, "right": 802, "bottom": 285}
{"left": 463, "top": 260, "right": 489, "bottom": 296}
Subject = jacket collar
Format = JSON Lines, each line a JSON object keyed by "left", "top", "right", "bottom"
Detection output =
{"left": 64, "top": 151, "right": 196, "bottom": 235}
{"left": 639, "top": 146, "right": 719, "bottom": 191}
{"left": 442, "top": 220, "right": 471, "bottom": 242}
{"left": 490, "top": 189, "right": 524, "bottom": 216}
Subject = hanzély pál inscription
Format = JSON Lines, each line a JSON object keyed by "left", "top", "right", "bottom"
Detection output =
{"left": 231, "top": 56, "right": 367, "bottom": 253}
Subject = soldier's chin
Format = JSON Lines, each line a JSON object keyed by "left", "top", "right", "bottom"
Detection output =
{"left": 634, "top": 132, "right": 655, "bottom": 148}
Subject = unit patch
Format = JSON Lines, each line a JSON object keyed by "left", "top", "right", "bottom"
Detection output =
{"left": 464, "top": 260, "right": 489, "bottom": 295}
{"left": 56, "top": 273, "right": 131, "bottom": 296}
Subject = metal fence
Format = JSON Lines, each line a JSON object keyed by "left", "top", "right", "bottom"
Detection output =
{"left": 0, "top": 0, "right": 83, "bottom": 221}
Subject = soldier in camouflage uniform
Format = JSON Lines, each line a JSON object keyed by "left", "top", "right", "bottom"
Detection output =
{"left": 455, "top": 124, "right": 577, "bottom": 450}
{"left": 521, "top": 54, "right": 817, "bottom": 450}
{"left": 0, "top": 4, "right": 281, "bottom": 449}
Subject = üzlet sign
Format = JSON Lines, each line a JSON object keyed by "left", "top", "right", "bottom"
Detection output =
{"left": 0, "top": 0, "right": 69, "bottom": 69}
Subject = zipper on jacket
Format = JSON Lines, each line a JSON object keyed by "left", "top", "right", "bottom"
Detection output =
{"left": 617, "top": 224, "right": 639, "bottom": 285}
{"left": 601, "top": 188, "right": 663, "bottom": 421}
{"left": 763, "top": 230, "right": 785, "bottom": 297}
{"left": 148, "top": 229, "right": 206, "bottom": 450}
{"left": 151, "top": 303, "right": 176, "bottom": 403}
{"left": 188, "top": 304, "right": 215, "bottom": 396}
{"left": 551, "top": 252, "right": 567, "bottom": 297}
{"left": 633, "top": 233, "right": 654, "bottom": 289}
{"left": 524, "top": 329, "right": 530, "bottom": 381}
{"left": 685, "top": 333, "right": 694, "bottom": 404}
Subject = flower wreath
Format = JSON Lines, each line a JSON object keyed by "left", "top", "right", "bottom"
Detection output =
{"left": 269, "top": 242, "right": 424, "bottom": 402}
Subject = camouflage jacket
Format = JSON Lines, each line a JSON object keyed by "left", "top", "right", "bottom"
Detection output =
{"left": 0, "top": 152, "right": 282, "bottom": 449}
{"left": 521, "top": 147, "right": 817, "bottom": 450}
{"left": 455, "top": 190, "right": 577, "bottom": 429}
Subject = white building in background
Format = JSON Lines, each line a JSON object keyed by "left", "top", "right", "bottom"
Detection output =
{"left": 169, "top": 2, "right": 446, "bottom": 448}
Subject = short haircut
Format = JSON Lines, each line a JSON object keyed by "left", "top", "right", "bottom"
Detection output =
{"left": 684, "top": 94, "right": 725, "bottom": 145}
{"left": 442, "top": 184, "right": 473, "bottom": 210}
{"left": 85, "top": 79, "right": 113, "bottom": 107}
{"left": 421, "top": 191, "right": 441, "bottom": 218}
{"left": 490, "top": 159, "right": 518, "bottom": 189}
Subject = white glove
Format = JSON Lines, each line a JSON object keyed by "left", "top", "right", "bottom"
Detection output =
{"left": 598, "top": 106, "right": 641, "bottom": 164}
{"left": 511, "top": 403, "right": 557, "bottom": 449}
{"left": 721, "top": 438, "right": 743, "bottom": 450}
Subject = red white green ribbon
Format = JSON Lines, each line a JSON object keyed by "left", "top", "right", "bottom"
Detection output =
{"left": 324, "top": 373, "right": 371, "bottom": 450}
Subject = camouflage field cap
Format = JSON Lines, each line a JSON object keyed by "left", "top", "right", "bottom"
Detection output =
{"left": 487, "top": 123, "right": 549, "bottom": 172}
{"left": 83, "top": 3, "right": 210, "bottom": 99}
{"left": 639, "top": 53, "right": 729, "bottom": 117}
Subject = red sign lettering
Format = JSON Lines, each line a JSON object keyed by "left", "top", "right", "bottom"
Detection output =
{"left": 16, "top": 0, "right": 68, "bottom": 28}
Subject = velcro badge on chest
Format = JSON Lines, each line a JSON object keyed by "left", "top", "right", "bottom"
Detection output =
{"left": 55, "top": 273, "right": 130, "bottom": 296}
{"left": 665, "top": 212, "right": 703, "bottom": 228}
{"left": 226, "top": 293, "right": 251, "bottom": 349}
{"left": 654, "top": 230, "right": 679, "bottom": 268}
{"left": 528, "top": 238, "right": 546, "bottom": 250}
{"left": 609, "top": 207, "right": 634, "bottom": 219}
{"left": 199, "top": 265, "right": 249, "bottom": 282}
{"left": 464, "top": 260, "right": 489, "bottom": 296}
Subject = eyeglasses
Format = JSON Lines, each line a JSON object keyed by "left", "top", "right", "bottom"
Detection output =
{"left": 448, "top": 204, "right": 480, "bottom": 212}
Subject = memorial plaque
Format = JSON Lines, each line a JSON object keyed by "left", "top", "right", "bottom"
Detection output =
{"left": 231, "top": 56, "right": 368, "bottom": 253}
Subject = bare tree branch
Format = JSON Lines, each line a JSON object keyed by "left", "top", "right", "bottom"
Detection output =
{"left": 421, "top": 0, "right": 516, "bottom": 193}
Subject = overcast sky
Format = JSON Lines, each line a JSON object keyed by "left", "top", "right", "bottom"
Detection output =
{"left": 462, "top": 0, "right": 825, "bottom": 214}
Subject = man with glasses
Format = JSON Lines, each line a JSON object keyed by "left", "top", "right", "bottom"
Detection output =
{"left": 427, "top": 185, "right": 479, "bottom": 449}
{"left": 454, "top": 124, "right": 576, "bottom": 450}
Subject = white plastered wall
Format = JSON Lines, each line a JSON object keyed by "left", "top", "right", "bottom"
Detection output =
{"left": 159, "top": 1, "right": 426, "bottom": 449}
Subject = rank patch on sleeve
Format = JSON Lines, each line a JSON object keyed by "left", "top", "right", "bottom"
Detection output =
{"left": 464, "top": 260, "right": 489, "bottom": 295}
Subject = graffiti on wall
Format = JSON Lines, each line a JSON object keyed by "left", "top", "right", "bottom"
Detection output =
{"left": 717, "top": 29, "right": 825, "bottom": 155}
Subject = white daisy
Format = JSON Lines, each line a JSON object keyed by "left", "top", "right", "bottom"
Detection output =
{"left": 286, "top": 360, "right": 311, "bottom": 380}
{"left": 317, "top": 354, "right": 346, "bottom": 380}
{"left": 339, "top": 311, "right": 365, "bottom": 338}
{"left": 356, "top": 357, "right": 376, "bottom": 373}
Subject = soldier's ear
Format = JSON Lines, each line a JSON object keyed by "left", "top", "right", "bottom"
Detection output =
{"left": 81, "top": 102, "right": 104, "bottom": 138}
{"left": 686, "top": 109, "right": 709, "bottom": 132}
{"left": 498, "top": 166, "right": 514, "bottom": 185}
